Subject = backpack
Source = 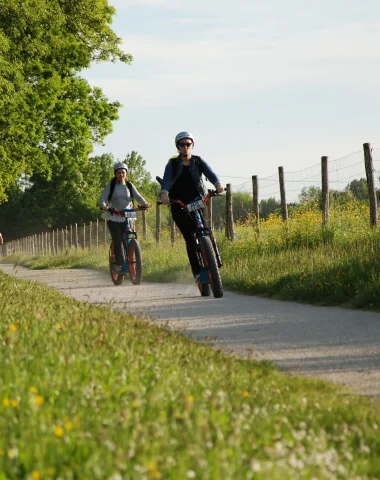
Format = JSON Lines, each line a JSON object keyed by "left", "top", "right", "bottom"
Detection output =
{"left": 108, "top": 180, "right": 134, "bottom": 205}
{"left": 171, "top": 155, "right": 204, "bottom": 179}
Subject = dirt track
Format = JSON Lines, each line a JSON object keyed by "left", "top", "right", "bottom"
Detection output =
{"left": 1, "top": 263, "right": 380, "bottom": 398}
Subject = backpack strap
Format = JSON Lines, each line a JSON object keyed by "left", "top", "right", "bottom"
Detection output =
{"left": 107, "top": 178, "right": 116, "bottom": 201}
{"left": 108, "top": 180, "right": 134, "bottom": 205}
{"left": 126, "top": 181, "right": 134, "bottom": 205}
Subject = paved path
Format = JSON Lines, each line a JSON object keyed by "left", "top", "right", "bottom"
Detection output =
{"left": 1, "top": 263, "right": 380, "bottom": 398}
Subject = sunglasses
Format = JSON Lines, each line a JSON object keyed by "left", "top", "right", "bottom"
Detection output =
{"left": 178, "top": 142, "right": 193, "bottom": 148}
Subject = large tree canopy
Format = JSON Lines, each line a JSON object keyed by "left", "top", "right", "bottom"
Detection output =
{"left": 0, "top": 0, "right": 132, "bottom": 202}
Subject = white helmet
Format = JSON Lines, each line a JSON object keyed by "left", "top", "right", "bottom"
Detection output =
{"left": 175, "top": 131, "right": 195, "bottom": 146}
{"left": 114, "top": 162, "right": 128, "bottom": 173}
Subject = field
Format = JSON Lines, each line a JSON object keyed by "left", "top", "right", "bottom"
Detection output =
{"left": 2, "top": 201, "right": 380, "bottom": 478}
{"left": 1, "top": 270, "right": 380, "bottom": 479}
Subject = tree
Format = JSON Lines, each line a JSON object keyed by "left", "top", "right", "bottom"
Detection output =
{"left": 124, "top": 151, "right": 160, "bottom": 201}
{"left": 0, "top": 153, "right": 116, "bottom": 240}
{"left": 260, "top": 198, "right": 281, "bottom": 219}
{"left": 0, "top": 151, "right": 162, "bottom": 241}
{"left": 0, "top": 0, "right": 132, "bottom": 203}
{"left": 298, "top": 186, "right": 322, "bottom": 204}
{"left": 346, "top": 178, "right": 368, "bottom": 201}
{"left": 329, "top": 189, "right": 354, "bottom": 205}
{"left": 231, "top": 192, "right": 253, "bottom": 223}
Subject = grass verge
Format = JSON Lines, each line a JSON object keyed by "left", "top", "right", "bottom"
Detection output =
{"left": 1, "top": 270, "right": 380, "bottom": 479}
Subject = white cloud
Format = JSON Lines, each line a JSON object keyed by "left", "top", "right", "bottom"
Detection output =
{"left": 89, "top": 22, "right": 380, "bottom": 110}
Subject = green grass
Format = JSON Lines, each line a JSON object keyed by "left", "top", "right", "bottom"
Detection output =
{"left": 1, "top": 270, "right": 380, "bottom": 479}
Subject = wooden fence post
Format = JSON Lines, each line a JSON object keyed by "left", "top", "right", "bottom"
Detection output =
{"left": 252, "top": 175, "right": 260, "bottom": 236}
{"left": 83, "top": 223, "right": 86, "bottom": 250}
{"left": 321, "top": 156, "right": 329, "bottom": 225}
{"left": 225, "top": 184, "right": 235, "bottom": 240}
{"left": 89, "top": 221, "right": 92, "bottom": 249}
{"left": 96, "top": 219, "right": 99, "bottom": 248}
{"left": 170, "top": 216, "right": 176, "bottom": 246}
{"left": 278, "top": 166, "right": 289, "bottom": 221}
{"left": 75, "top": 223, "right": 79, "bottom": 249}
{"left": 209, "top": 196, "right": 214, "bottom": 230}
{"left": 363, "top": 143, "right": 378, "bottom": 227}
{"left": 142, "top": 209, "right": 147, "bottom": 240}
{"left": 155, "top": 203, "right": 161, "bottom": 244}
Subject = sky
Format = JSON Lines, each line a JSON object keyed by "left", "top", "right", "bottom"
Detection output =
{"left": 83, "top": 0, "right": 380, "bottom": 198}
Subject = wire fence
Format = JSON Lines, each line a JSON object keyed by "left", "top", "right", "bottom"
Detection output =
{"left": 2, "top": 143, "right": 380, "bottom": 257}
{"left": 228, "top": 147, "right": 379, "bottom": 204}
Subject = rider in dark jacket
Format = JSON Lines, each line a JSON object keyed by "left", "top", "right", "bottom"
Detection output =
{"left": 160, "top": 132, "right": 223, "bottom": 282}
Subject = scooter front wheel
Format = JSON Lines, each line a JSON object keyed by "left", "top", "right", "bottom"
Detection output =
{"left": 198, "top": 283, "right": 211, "bottom": 296}
{"left": 199, "top": 237, "right": 223, "bottom": 298}
{"left": 128, "top": 238, "right": 143, "bottom": 285}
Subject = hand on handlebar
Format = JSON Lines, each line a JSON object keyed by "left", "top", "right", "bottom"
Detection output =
{"left": 160, "top": 193, "right": 170, "bottom": 205}
{"left": 215, "top": 183, "right": 224, "bottom": 194}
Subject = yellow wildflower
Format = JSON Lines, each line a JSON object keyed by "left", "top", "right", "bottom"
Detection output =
{"left": 147, "top": 461, "right": 161, "bottom": 479}
{"left": 9, "top": 324, "right": 17, "bottom": 332}
{"left": 29, "top": 386, "right": 38, "bottom": 394}
{"left": 34, "top": 396, "right": 44, "bottom": 406}
{"left": 53, "top": 425, "right": 64, "bottom": 437}
{"left": 64, "top": 421, "right": 73, "bottom": 431}
{"left": 2, "top": 398, "right": 10, "bottom": 407}
{"left": 242, "top": 390, "right": 249, "bottom": 398}
{"left": 11, "top": 399, "right": 19, "bottom": 408}
{"left": 31, "top": 471, "right": 41, "bottom": 480}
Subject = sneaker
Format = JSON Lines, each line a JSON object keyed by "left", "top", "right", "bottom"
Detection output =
{"left": 114, "top": 265, "right": 122, "bottom": 273}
